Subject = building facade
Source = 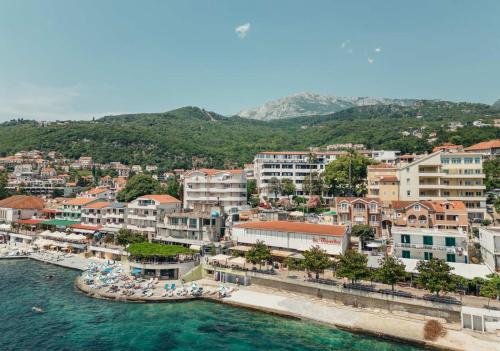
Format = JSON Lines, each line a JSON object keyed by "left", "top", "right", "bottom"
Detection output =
{"left": 0, "top": 195, "right": 45, "bottom": 224}
{"left": 332, "top": 197, "right": 382, "bottom": 236}
{"left": 478, "top": 227, "right": 500, "bottom": 272}
{"left": 183, "top": 169, "right": 247, "bottom": 214}
{"left": 392, "top": 227, "right": 468, "bottom": 263}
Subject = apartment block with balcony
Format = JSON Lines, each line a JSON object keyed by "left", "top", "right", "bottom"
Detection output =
{"left": 393, "top": 227, "right": 468, "bottom": 263}
{"left": 390, "top": 200, "right": 468, "bottom": 232}
{"left": 58, "top": 197, "right": 106, "bottom": 222}
{"left": 332, "top": 197, "right": 382, "bottom": 236}
{"left": 156, "top": 203, "right": 224, "bottom": 250}
{"left": 127, "top": 195, "right": 181, "bottom": 240}
{"left": 396, "top": 151, "right": 486, "bottom": 220}
{"left": 81, "top": 201, "right": 128, "bottom": 230}
{"left": 367, "top": 164, "right": 399, "bottom": 204}
{"left": 478, "top": 227, "right": 500, "bottom": 272}
{"left": 183, "top": 169, "right": 247, "bottom": 214}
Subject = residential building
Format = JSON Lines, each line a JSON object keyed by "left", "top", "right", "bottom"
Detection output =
{"left": 367, "top": 164, "right": 399, "bottom": 204}
{"left": 58, "top": 197, "right": 106, "bottom": 222}
{"left": 478, "top": 227, "right": 500, "bottom": 272}
{"left": 432, "top": 144, "right": 463, "bottom": 153}
{"left": 370, "top": 150, "right": 401, "bottom": 164}
{"left": 156, "top": 203, "right": 225, "bottom": 250}
{"left": 40, "top": 167, "right": 56, "bottom": 179}
{"left": 398, "top": 152, "right": 486, "bottom": 220}
{"left": 127, "top": 194, "right": 181, "bottom": 239}
{"left": 81, "top": 187, "right": 115, "bottom": 201}
{"left": 389, "top": 200, "right": 468, "bottom": 232}
{"left": 145, "top": 165, "right": 158, "bottom": 172}
{"left": 102, "top": 202, "right": 128, "bottom": 230}
{"left": 81, "top": 202, "right": 111, "bottom": 226}
{"left": 183, "top": 169, "right": 247, "bottom": 214}
{"left": 392, "top": 227, "right": 468, "bottom": 263}
{"left": 0, "top": 195, "right": 44, "bottom": 224}
{"left": 464, "top": 140, "right": 500, "bottom": 159}
{"left": 232, "top": 221, "right": 349, "bottom": 256}
{"left": 332, "top": 197, "right": 382, "bottom": 236}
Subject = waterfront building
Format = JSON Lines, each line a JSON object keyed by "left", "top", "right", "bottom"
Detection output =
{"left": 0, "top": 195, "right": 45, "bottom": 224}
{"left": 156, "top": 203, "right": 224, "bottom": 251}
{"left": 232, "top": 221, "right": 349, "bottom": 256}
{"left": 392, "top": 227, "right": 468, "bottom": 263}
{"left": 57, "top": 197, "right": 106, "bottom": 222}
{"left": 81, "top": 187, "right": 115, "bottom": 201}
{"left": 81, "top": 202, "right": 111, "bottom": 226}
{"left": 478, "top": 227, "right": 500, "bottom": 272}
{"left": 127, "top": 195, "right": 181, "bottom": 240}
{"left": 331, "top": 197, "right": 382, "bottom": 236}
{"left": 367, "top": 151, "right": 487, "bottom": 220}
{"left": 183, "top": 169, "right": 247, "bottom": 214}
{"left": 464, "top": 140, "right": 500, "bottom": 159}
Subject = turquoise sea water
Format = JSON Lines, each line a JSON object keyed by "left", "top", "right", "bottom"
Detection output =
{"left": 0, "top": 260, "right": 423, "bottom": 351}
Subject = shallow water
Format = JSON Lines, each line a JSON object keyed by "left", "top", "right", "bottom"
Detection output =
{"left": 0, "top": 260, "right": 423, "bottom": 351}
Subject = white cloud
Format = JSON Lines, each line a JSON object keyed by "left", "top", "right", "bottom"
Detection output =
{"left": 367, "top": 58, "right": 374, "bottom": 64}
{"left": 374, "top": 47, "right": 382, "bottom": 53}
{"left": 235, "top": 23, "right": 251, "bottom": 39}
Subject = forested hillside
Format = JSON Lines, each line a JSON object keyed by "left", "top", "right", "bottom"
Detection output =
{"left": 0, "top": 102, "right": 498, "bottom": 170}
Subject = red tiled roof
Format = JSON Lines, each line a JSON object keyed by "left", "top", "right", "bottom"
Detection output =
{"left": 234, "top": 221, "right": 347, "bottom": 237}
{"left": 335, "top": 197, "right": 381, "bottom": 204}
{"left": 0, "top": 195, "right": 44, "bottom": 209}
{"left": 368, "top": 163, "right": 395, "bottom": 169}
{"left": 84, "top": 202, "right": 111, "bottom": 209}
{"left": 138, "top": 194, "right": 181, "bottom": 204}
{"left": 187, "top": 168, "right": 243, "bottom": 176}
{"left": 16, "top": 219, "right": 44, "bottom": 225}
{"left": 464, "top": 140, "right": 500, "bottom": 151}
{"left": 85, "top": 187, "right": 108, "bottom": 195}
{"left": 380, "top": 175, "right": 398, "bottom": 182}
{"left": 432, "top": 144, "right": 463, "bottom": 152}
{"left": 64, "top": 198, "right": 101, "bottom": 206}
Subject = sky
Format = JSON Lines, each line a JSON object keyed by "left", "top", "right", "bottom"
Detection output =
{"left": 0, "top": 0, "right": 499, "bottom": 121}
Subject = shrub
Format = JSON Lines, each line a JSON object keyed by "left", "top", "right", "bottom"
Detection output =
{"left": 423, "top": 320, "right": 446, "bottom": 341}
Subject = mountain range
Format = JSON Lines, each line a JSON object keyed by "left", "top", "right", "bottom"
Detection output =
{"left": 236, "top": 92, "right": 419, "bottom": 120}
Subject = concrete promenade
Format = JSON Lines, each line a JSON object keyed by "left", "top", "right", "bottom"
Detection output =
{"left": 224, "top": 286, "right": 500, "bottom": 351}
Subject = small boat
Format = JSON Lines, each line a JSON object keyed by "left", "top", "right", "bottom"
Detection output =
{"left": 32, "top": 307, "right": 44, "bottom": 313}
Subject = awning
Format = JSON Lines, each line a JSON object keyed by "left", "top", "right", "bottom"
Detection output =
{"left": 290, "top": 253, "right": 305, "bottom": 260}
{"left": 228, "top": 256, "right": 247, "bottom": 267}
{"left": 289, "top": 211, "right": 304, "bottom": 217}
{"left": 230, "top": 245, "right": 251, "bottom": 252}
{"left": 321, "top": 211, "right": 337, "bottom": 215}
{"left": 208, "top": 254, "right": 231, "bottom": 264}
{"left": 271, "top": 250, "right": 293, "bottom": 258}
{"left": 70, "top": 224, "right": 102, "bottom": 232}
{"left": 131, "top": 268, "right": 142, "bottom": 275}
{"left": 16, "top": 219, "right": 44, "bottom": 225}
{"left": 189, "top": 244, "right": 202, "bottom": 251}
{"left": 41, "top": 219, "right": 79, "bottom": 227}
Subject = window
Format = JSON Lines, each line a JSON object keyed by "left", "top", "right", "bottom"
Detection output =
{"left": 423, "top": 236, "right": 433, "bottom": 245}
{"left": 369, "top": 203, "right": 377, "bottom": 212}
{"left": 464, "top": 158, "right": 473, "bottom": 164}
{"left": 474, "top": 157, "right": 481, "bottom": 164}
{"left": 414, "top": 204, "right": 420, "bottom": 211}
{"left": 341, "top": 203, "right": 348, "bottom": 210}
{"left": 401, "top": 234, "right": 411, "bottom": 244}
{"left": 402, "top": 250, "right": 411, "bottom": 259}
{"left": 446, "top": 254, "right": 456, "bottom": 263}
{"left": 445, "top": 237, "right": 456, "bottom": 247}
{"left": 424, "top": 252, "right": 433, "bottom": 260}
{"left": 408, "top": 215, "right": 417, "bottom": 223}
{"left": 441, "top": 158, "right": 449, "bottom": 164}
{"left": 407, "top": 190, "right": 411, "bottom": 196}
{"left": 451, "top": 158, "right": 461, "bottom": 164}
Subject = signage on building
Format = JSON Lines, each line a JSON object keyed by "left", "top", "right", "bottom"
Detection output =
{"left": 313, "top": 237, "right": 340, "bottom": 245}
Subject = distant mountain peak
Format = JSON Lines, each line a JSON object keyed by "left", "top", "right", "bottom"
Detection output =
{"left": 492, "top": 98, "right": 500, "bottom": 111}
{"left": 237, "top": 92, "right": 418, "bottom": 120}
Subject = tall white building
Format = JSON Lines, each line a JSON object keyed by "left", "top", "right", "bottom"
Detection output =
{"left": 478, "top": 227, "right": 500, "bottom": 272}
{"left": 183, "top": 169, "right": 247, "bottom": 214}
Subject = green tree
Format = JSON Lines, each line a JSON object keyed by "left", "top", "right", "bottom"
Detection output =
{"left": 375, "top": 256, "right": 407, "bottom": 291}
{"left": 245, "top": 240, "right": 271, "bottom": 270}
{"left": 117, "top": 174, "right": 161, "bottom": 202}
{"left": 115, "top": 229, "right": 147, "bottom": 246}
{"left": 480, "top": 274, "right": 500, "bottom": 307}
{"left": 208, "top": 243, "right": 217, "bottom": 256}
{"left": 351, "top": 224, "right": 375, "bottom": 249}
{"left": 268, "top": 177, "right": 281, "bottom": 200}
{"left": 416, "top": 258, "right": 457, "bottom": 297}
{"left": 0, "top": 171, "right": 9, "bottom": 200}
{"left": 483, "top": 159, "right": 500, "bottom": 191}
{"left": 302, "top": 171, "right": 324, "bottom": 196}
{"left": 280, "top": 178, "right": 296, "bottom": 199}
{"left": 302, "top": 245, "right": 332, "bottom": 279}
{"left": 163, "top": 176, "right": 181, "bottom": 198}
{"left": 247, "top": 179, "right": 257, "bottom": 200}
{"left": 293, "top": 195, "right": 306, "bottom": 207}
{"left": 336, "top": 249, "right": 370, "bottom": 284}
{"left": 323, "top": 150, "right": 375, "bottom": 196}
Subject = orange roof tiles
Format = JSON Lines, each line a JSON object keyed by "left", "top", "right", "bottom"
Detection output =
{"left": 70, "top": 224, "right": 102, "bottom": 231}
{"left": 85, "top": 187, "right": 108, "bottom": 195}
{"left": 368, "top": 163, "right": 395, "bottom": 169}
{"left": 139, "top": 194, "right": 181, "bottom": 204}
{"left": 64, "top": 198, "right": 100, "bottom": 206}
{"left": 0, "top": 195, "right": 44, "bottom": 209}
{"left": 335, "top": 197, "right": 381, "bottom": 204}
{"left": 84, "top": 202, "right": 111, "bottom": 209}
{"left": 464, "top": 140, "right": 500, "bottom": 151}
{"left": 234, "top": 221, "right": 347, "bottom": 237}
{"left": 187, "top": 168, "right": 243, "bottom": 176}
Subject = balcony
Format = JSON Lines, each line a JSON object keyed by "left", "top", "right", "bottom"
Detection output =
{"left": 395, "top": 243, "right": 465, "bottom": 253}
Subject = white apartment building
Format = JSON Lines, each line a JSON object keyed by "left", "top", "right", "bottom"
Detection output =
{"left": 183, "top": 169, "right": 247, "bottom": 214}
{"left": 396, "top": 151, "right": 486, "bottom": 220}
{"left": 127, "top": 195, "right": 181, "bottom": 239}
{"left": 102, "top": 202, "right": 128, "bottom": 230}
{"left": 393, "top": 227, "right": 468, "bottom": 263}
{"left": 478, "top": 227, "right": 500, "bottom": 272}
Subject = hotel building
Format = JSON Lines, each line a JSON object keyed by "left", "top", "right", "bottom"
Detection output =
{"left": 478, "top": 227, "right": 500, "bottom": 272}
{"left": 392, "top": 227, "right": 468, "bottom": 263}
{"left": 183, "top": 169, "right": 247, "bottom": 214}
{"left": 232, "top": 221, "right": 349, "bottom": 256}
{"left": 331, "top": 197, "right": 382, "bottom": 236}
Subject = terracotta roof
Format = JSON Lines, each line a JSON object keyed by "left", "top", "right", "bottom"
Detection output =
{"left": 234, "top": 221, "right": 347, "bottom": 237}
{"left": 64, "top": 198, "right": 100, "bottom": 206}
{"left": 335, "top": 197, "right": 381, "bottom": 204}
{"left": 432, "top": 144, "right": 463, "bottom": 152}
{"left": 70, "top": 223, "right": 102, "bottom": 231}
{"left": 464, "top": 140, "right": 500, "bottom": 151}
{"left": 0, "top": 195, "right": 44, "bottom": 209}
{"left": 379, "top": 175, "right": 398, "bottom": 182}
{"left": 391, "top": 201, "right": 431, "bottom": 210}
{"left": 40, "top": 209, "right": 62, "bottom": 214}
{"left": 16, "top": 219, "right": 44, "bottom": 225}
{"left": 138, "top": 194, "right": 181, "bottom": 204}
{"left": 427, "top": 200, "right": 466, "bottom": 212}
{"left": 368, "top": 163, "right": 396, "bottom": 169}
{"left": 85, "top": 187, "right": 108, "bottom": 195}
{"left": 84, "top": 202, "right": 111, "bottom": 209}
